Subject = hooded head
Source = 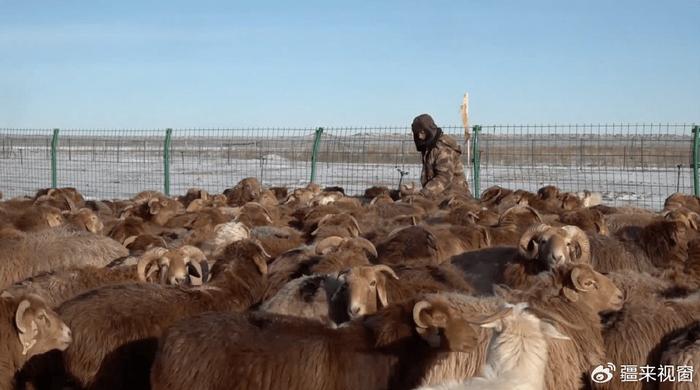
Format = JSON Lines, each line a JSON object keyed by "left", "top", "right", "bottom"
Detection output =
{"left": 411, "top": 114, "right": 443, "bottom": 153}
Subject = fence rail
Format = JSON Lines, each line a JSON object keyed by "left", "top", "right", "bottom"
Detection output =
{"left": 0, "top": 124, "right": 697, "bottom": 209}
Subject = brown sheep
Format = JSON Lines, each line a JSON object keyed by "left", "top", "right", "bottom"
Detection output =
{"left": 336, "top": 263, "right": 475, "bottom": 320}
{"left": 0, "top": 228, "right": 128, "bottom": 289}
{"left": 56, "top": 239, "right": 270, "bottom": 390}
{"left": 64, "top": 207, "right": 105, "bottom": 234}
{"left": 558, "top": 207, "right": 609, "bottom": 235}
{"left": 665, "top": 192, "right": 700, "bottom": 214}
{"left": 0, "top": 293, "right": 72, "bottom": 389}
{"left": 658, "top": 321, "right": 699, "bottom": 390}
{"left": 2, "top": 246, "right": 209, "bottom": 308}
{"left": 491, "top": 263, "right": 624, "bottom": 390}
{"left": 590, "top": 220, "right": 689, "bottom": 273}
{"left": 595, "top": 293, "right": 700, "bottom": 390}
{"left": 224, "top": 177, "right": 262, "bottom": 206}
{"left": 250, "top": 225, "right": 306, "bottom": 258}
{"left": 377, "top": 224, "right": 489, "bottom": 267}
{"left": 451, "top": 223, "right": 590, "bottom": 293}
{"left": 310, "top": 213, "right": 362, "bottom": 240}
{"left": 149, "top": 294, "right": 512, "bottom": 390}
{"left": 11, "top": 204, "right": 65, "bottom": 232}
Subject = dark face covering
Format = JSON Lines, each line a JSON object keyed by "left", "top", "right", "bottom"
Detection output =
{"left": 411, "top": 114, "right": 443, "bottom": 153}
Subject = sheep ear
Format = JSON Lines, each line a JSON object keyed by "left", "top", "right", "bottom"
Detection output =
{"left": 15, "top": 300, "right": 38, "bottom": 355}
{"left": 252, "top": 256, "right": 268, "bottom": 275}
{"left": 479, "top": 319, "right": 503, "bottom": 332}
{"left": 541, "top": 322, "right": 570, "bottom": 340}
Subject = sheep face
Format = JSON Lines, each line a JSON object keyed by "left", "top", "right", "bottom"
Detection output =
{"left": 520, "top": 224, "right": 591, "bottom": 268}
{"left": 339, "top": 265, "right": 399, "bottom": 319}
{"left": 562, "top": 264, "right": 624, "bottom": 313}
{"left": 537, "top": 186, "right": 560, "bottom": 200}
{"left": 44, "top": 207, "right": 65, "bottom": 228}
{"left": 71, "top": 208, "right": 104, "bottom": 234}
{"left": 148, "top": 198, "right": 184, "bottom": 226}
{"left": 10, "top": 294, "right": 72, "bottom": 357}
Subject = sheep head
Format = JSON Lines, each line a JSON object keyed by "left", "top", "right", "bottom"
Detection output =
{"left": 8, "top": 293, "right": 72, "bottom": 357}
{"left": 412, "top": 295, "right": 512, "bottom": 352}
{"left": 338, "top": 265, "right": 399, "bottom": 319}
{"left": 147, "top": 197, "right": 184, "bottom": 226}
{"left": 519, "top": 224, "right": 591, "bottom": 268}
{"left": 560, "top": 264, "right": 624, "bottom": 313}
{"left": 137, "top": 246, "right": 211, "bottom": 286}
{"left": 315, "top": 236, "right": 377, "bottom": 258}
{"left": 224, "top": 177, "right": 262, "bottom": 206}
{"left": 68, "top": 208, "right": 104, "bottom": 234}
{"left": 311, "top": 213, "right": 361, "bottom": 238}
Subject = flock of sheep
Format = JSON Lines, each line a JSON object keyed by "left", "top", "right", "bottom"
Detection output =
{"left": 0, "top": 179, "right": 698, "bottom": 390}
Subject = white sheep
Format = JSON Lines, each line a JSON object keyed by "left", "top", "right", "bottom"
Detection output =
{"left": 417, "top": 302, "right": 570, "bottom": 390}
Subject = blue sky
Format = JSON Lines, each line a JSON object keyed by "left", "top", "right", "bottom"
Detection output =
{"left": 0, "top": 0, "right": 698, "bottom": 128}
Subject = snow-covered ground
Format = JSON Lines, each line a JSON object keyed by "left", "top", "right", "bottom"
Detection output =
{"left": 0, "top": 149, "right": 691, "bottom": 210}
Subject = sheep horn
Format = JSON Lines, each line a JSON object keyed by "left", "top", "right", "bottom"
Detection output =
{"left": 352, "top": 237, "right": 378, "bottom": 258}
{"left": 178, "top": 245, "right": 207, "bottom": 262}
{"left": 498, "top": 205, "right": 543, "bottom": 226}
{"left": 186, "top": 260, "right": 205, "bottom": 286}
{"left": 349, "top": 215, "right": 362, "bottom": 236}
{"left": 465, "top": 305, "right": 514, "bottom": 325}
{"left": 412, "top": 300, "right": 434, "bottom": 329}
{"left": 136, "top": 247, "right": 169, "bottom": 282}
{"left": 315, "top": 236, "right": 345, "bottom": 255}
{"left": 372, "top": 264, "right": 399, "bottom": 280}
{"left": 560, "top": 225, "right": 591, "bottom": 263}
{"left": 251, "top": 202, "right": 274, "bottom": 223}
{"left": 518, "top": 224, "right": 552, "bottom": 259}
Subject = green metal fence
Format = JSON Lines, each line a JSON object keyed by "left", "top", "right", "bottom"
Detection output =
{"left": 0, "top": 124, "right": 697, "bottom": 209}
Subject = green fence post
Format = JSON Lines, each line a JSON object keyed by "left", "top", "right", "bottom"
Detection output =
{"left": 163, "top": 128, "right": 172, "bottom": 196}
{"left": 51, "top": 128, "right": 59, "bottom": 188}
{"left": 693, "top": 126, "right": 699, "bottom": 196}
{"left": 310, "top": 127, "right": 324, "bottom": 184}
{"left": 471, "top": 125, "right": 481, "bottom": 197}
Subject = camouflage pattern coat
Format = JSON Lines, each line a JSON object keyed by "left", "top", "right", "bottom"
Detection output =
{"left": 419, "top": 133, "right": 471, "bottom": 197}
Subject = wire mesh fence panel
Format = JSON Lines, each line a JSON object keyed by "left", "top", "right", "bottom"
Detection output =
{"left": 55, "top": 129, "right": 165, "bottom": 200}
{"left": 0, "top": 129, "right": 53, "bottom": 198}
{"left": 0, "top": 124, "right": 697, "bottom": 208}
{"left": 169, "top": 128, "right": 316, "bottom": 196}
{"left": 478, "top": 124, "right": 694, "bottom": 210}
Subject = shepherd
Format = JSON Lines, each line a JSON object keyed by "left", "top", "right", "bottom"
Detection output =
{"left": 409, "top": 113, "right": 472, "bottom": 197}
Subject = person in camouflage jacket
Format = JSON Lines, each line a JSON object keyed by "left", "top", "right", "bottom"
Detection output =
{"left": 411, "top": 113, "right": 471, "bottom": 197}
